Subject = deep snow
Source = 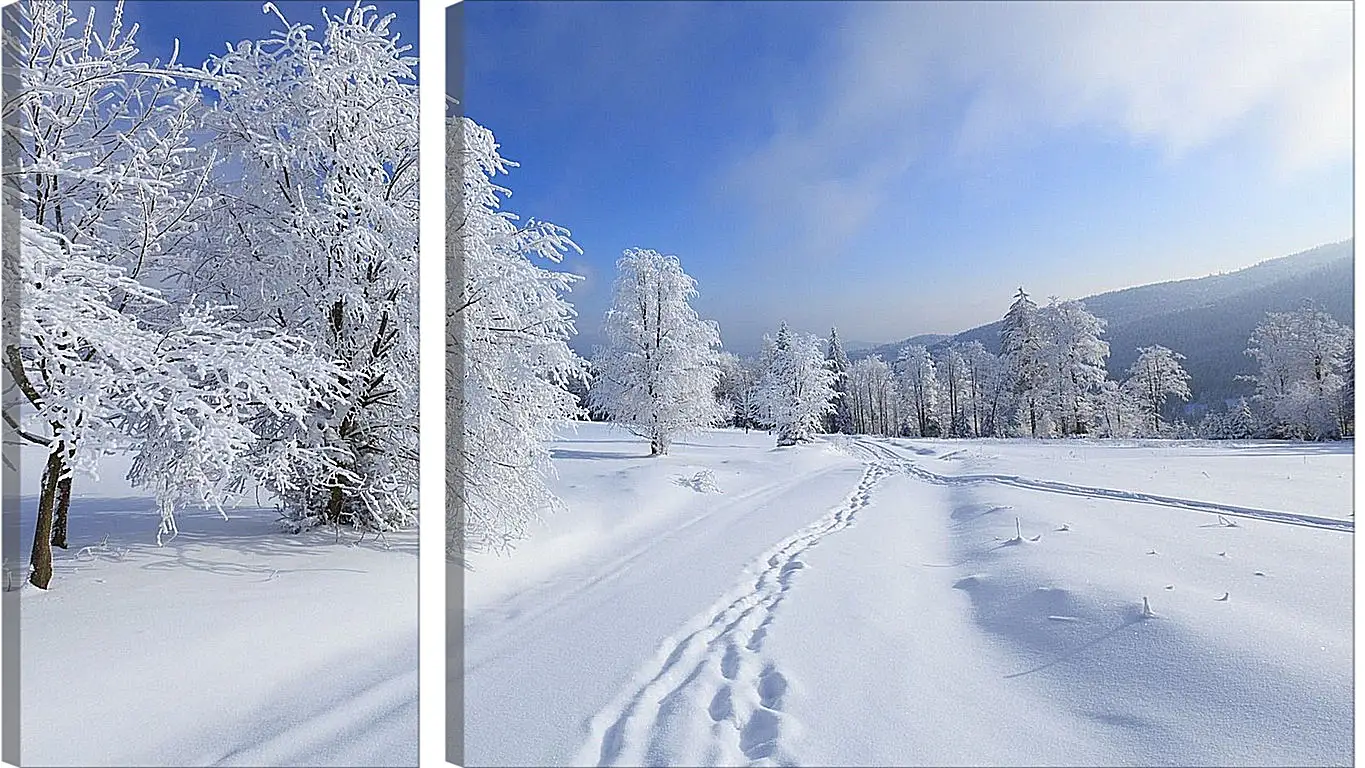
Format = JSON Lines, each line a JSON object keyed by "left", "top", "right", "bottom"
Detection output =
{"left": 11, "top": 450, "right": 418, "bottom": 767}
{"left": 462, "top": 422, "right": 1352, "bottom": 767}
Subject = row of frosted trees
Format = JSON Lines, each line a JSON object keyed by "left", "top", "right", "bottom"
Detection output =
{"left": 710, "top": 291, "right": 1195, "bottom": 442}
{"left": 9, "top": 1, "right": 419, "bottom": 587}
{"left": 713, "top": 290, "right": 1352, "bottom": 445}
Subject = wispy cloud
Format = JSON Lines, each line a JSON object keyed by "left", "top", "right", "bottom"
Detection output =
{"left": 725, "top": 1, "right": 1351, "bottom": 260}
{"left": 941, "top": 1, "right": 1351, "bottom": 168}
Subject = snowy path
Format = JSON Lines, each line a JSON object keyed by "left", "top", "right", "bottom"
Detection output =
{"left": 465, "top": 425, "right": 1353, "bottom": 766}
{"left": 463, "top": 428, "right": 868, "bottom": 767}
{"left": 578, "top": 463, "right": 894, "bottom": 767}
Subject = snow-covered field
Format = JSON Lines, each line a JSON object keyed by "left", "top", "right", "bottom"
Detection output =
{"left": 462, "top": 421, "right": 1353, "bottom": 767}
{"left": 12, "top": 453, "right": 418, "bottom": 767}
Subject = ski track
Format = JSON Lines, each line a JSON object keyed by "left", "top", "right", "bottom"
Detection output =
{"left": 581, "top": 462, "right": 893, "bottom": 768}
{"left": 212, "top": 666, "right": 417, "bottom": 767}
{"left": 854, "top": 438, "right": 1352, "bottom": 533}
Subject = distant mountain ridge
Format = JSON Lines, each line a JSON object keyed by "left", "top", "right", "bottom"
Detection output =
{"left": 853, "top": 240, "right": 1354, "bottom": 406}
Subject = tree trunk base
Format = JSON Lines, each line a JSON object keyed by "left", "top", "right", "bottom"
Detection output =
{"left": 29, "top": 450, "right": 64, "bottom": 590}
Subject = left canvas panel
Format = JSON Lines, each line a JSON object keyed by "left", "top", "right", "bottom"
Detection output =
{"left": 0, "top": 0, "right": 420, "bottom": 764}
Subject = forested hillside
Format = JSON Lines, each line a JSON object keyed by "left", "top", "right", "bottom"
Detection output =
{"left": 858, "top": 241, "right": 1353, "bottom": 405}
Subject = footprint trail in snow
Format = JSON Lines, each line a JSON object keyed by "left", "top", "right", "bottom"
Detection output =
{"left": 580, "top": 462, "right": 894, "bottom": 767}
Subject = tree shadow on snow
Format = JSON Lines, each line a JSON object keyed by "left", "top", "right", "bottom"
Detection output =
{"left": 13, "top": 495, "right": 415, "bottom": 584}
{"left": 549, "top": 448, "right": 640, "bottom": 461}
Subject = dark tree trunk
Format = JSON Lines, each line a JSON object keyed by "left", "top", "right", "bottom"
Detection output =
{"left": 30, "top": 450, "right": 63, "bottom": 589}
{"left": 326, "top": 483, "right": 346, "bottom": 524}
{"left": 51, "top": 452, "right": 72, "bottom": 550}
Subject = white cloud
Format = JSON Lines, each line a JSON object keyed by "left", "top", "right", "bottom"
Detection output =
{"left": 943, "top": 1, "right": 1352, "bottom": 167}
{"left": 726, "top": 0, "right": 1352, "bottom": 257}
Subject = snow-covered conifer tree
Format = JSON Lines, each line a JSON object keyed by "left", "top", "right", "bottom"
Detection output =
{"left": 1226, "top": 397, "right": 1260, "bottom": 439}
{"left": 449, "top": 117, "right": 585, "bottom": 555}
{"left": 758, "top": 323, "right": 837, "bottom": 446}
{"left": 1198, "top": 398, "right": 1261, "bottom": 440}
{"left": 1124, "top": 346, "right": 1192, "bottom": 436}
{"left": 1000, "top": 288, "right": 1048, "bottom": 437}
{"left": 824, "top": 328, "right": 854, "bottom": 434}
{"left": 1197, "top": 410, "right": 1227, "bottom": 440}
{"left": 589, "top": 249, "right": 723, "bottom": 455}
{"left": 188, "top": 3, "right": 421, "bottom": 531}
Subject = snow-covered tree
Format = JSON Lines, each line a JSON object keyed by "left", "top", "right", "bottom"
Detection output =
{"left": 713, "top": 351, "right": 748, "bottom": 427}
{"left": 1094, "top": 379, "right": 1141, "bottom": 438}
{"left": 962, "top": 341, "right": 1009, "bottom": 437}
{"left": 1226, "top": 397, "right": 1260, "bottom": 439}
{"left": 4, "top": 1, "right": 340, "bottom": 588}
{"left": 935, "top": 344, "right": 971, "bottom": 437}
{"left": 1000, "top": 288, "right": 1048, "bottom": 437}
{"left": 896, "top": 345, "right": 938, "bottom": 437}
{"left": 824, "top": 327, "right": 854, "bottom": 434}
{"left": 1341, "top": 353, "right": 1354, "bottom": 437}
{"left": 564, "top": 368, "right": 595, "bottom": 420}
{"left": 847, "top": 355, "right": 898, "bottom": 435}
{"left": 1124, "top": 345, "right": 1192, "bottom": 436}
{"left": 589, "top": 249, "right": 723, "bottom": 455}
{"left": 1198, "top": 398, "right": 1262, "bottom": 440}
{"left": 1039, "top": 299, "right": 1109, "bottom": 436}
{"left": 448, "top": 116, "right": 586, "bottom": 556}
{"left": 12, "top": 222, "right": 345, "bottom": 587}
{"left": 729, "top": 355, "right": 769, "bottom": 433}
{"left": 851, "top": 357, "right": 895, "bottom": 439}
{"left": 1245, "top": 306, "right": 1353, "bottom": 440}
{"left": 188, "top": 3, "right": 420, "bottom": 531}
{"left": 758, "top": 323, "right": 837, "bottom": 446}
{"left": 1197, "top": 410, "right": 1226, "bottom": 439}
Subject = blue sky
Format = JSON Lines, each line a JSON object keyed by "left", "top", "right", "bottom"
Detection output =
{"left": 97, "top": 0, "right": 417, "bottom": 77}
{"left": 456, "top": 0, "right": 1352, "bottom": 355}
